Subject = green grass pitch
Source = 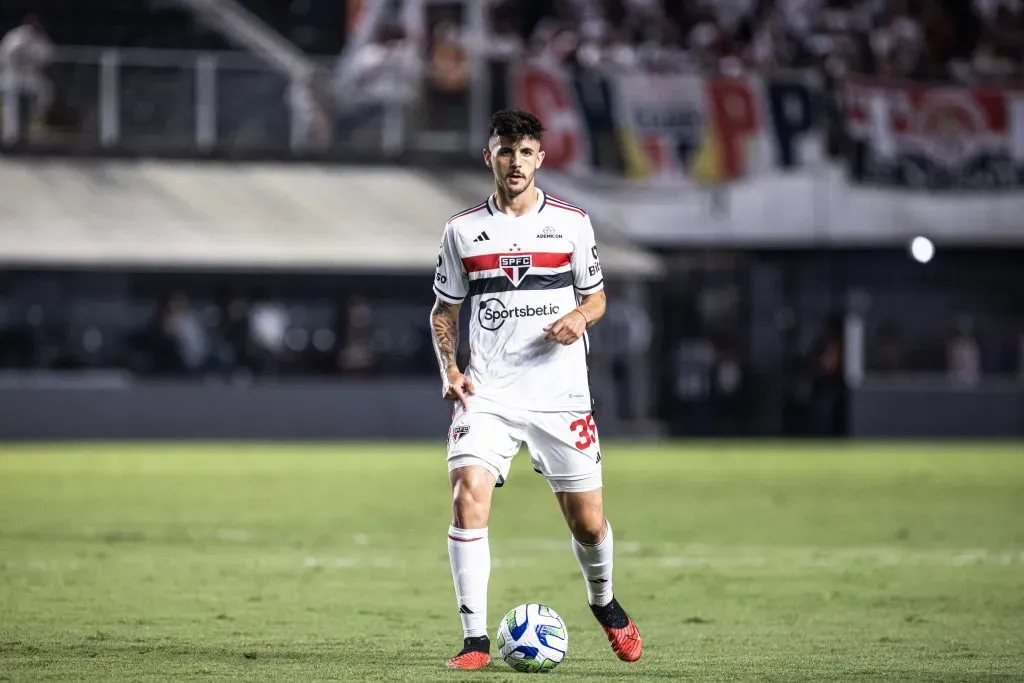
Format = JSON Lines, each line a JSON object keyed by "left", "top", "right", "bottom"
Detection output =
{"left": 1, "top": 441, "right": 1023, "bottom": 681}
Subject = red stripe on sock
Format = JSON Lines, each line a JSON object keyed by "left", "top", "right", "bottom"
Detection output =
{"left": 448, "top": 534, "right": 485, "bottom": 542}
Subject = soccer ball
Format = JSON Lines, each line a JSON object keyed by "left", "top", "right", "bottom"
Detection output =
{"left": 496, "top": 603, "right": 568, "bottom": 673}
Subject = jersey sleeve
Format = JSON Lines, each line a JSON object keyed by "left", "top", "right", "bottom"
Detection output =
{"left": 433, "top": 223, "right": 468, "bottom": 304}
{"left": 572, "top": 215, "right": 604, "bottom": 295}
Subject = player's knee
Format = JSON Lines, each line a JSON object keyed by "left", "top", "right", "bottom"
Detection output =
{"left": 568, "top": 515, "right": 606, "bottom": 546}
{"left": 451, "top": 487, "right": 488, "bottom": 528}
{"left": 558, "top": 489, "right": 606, "bottom": 544}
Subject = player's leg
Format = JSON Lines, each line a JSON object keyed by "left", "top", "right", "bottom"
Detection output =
{"left": 527, "top": 411, "right": 643, "bottom": 662}
{"left": 449, "top": 465, "right": 496, "bottom": 627}
{"left": 446, "top": 464, "right": 495, "bottom": 669}
{"left": 556, "top": 488, "right": 642, "bottom": 661}
{"left": 445, "top": 407, "right": 520, "bottom": 670}
{"left": 556, "top": 487, "right": 611, "bottom": 603}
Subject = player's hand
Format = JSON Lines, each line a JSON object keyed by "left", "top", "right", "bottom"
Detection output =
{"left": 544, "top": 309, "right": 587, "bottom": 345}
{"left": 443, "top": 365, "right": 475, "bottom": 412}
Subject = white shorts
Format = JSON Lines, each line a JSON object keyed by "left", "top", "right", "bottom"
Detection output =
{"left": 446, "top": 398, "right": 603, "bottom": 493}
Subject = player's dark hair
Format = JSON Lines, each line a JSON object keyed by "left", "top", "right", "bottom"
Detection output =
{"left": 489, "top": 109, "right": 545, "bottom": 143}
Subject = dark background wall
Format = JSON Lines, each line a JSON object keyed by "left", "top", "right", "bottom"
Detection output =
{"left": 850, "top": 380, "right": 1024, "bottom": 439}
{"left": 1, "top": 250, "right": 1021, "bottom": 441}
{"left": 0, "top": 380, "right": 451, "bottom": 441}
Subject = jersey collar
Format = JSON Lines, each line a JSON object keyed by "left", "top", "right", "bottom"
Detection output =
{"left": 487, "top": 187, "right": 547, "bottom": 217}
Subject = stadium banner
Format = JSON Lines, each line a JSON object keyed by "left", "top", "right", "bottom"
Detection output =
{"left": 843, "top": 77, "right": 1024, "bottom": 190}
{"left": 605, "top": 70, "right": 823, "bottom": 184}
{"left": 503, "top": 63, "right": 823, "bottom": 184}
{"left": 506, "top": 62, "right": 595, "bottom": 174}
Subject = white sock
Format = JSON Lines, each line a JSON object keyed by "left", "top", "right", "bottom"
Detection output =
{"left": 448, "top": 525, "right": 490, "bottom": 638}
{"left": 572, "top": 519, "right": 614, "bottom": 607}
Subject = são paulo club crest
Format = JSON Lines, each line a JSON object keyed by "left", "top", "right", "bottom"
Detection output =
{"left": 499, "top": 254, "right": 533, "bottom": 287}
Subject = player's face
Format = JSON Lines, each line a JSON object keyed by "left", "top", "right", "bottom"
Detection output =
{"left": 484, "top": 135, "right": 545, "bottom": 197}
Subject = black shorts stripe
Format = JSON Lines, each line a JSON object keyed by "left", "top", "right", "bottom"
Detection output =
{"left": 468, "top": 271, "right": 574, "bottom": 297}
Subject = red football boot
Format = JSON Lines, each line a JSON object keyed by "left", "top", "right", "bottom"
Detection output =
{"left": 591, "top": 598, "right": 643, "bottom": 662}
{"left": 446, "top": 636, "right": 491, "bottom": 670}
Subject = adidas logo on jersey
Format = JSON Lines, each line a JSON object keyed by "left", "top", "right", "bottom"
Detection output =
{"left": 472, "top": 231, "right": 490, "bottom": 242}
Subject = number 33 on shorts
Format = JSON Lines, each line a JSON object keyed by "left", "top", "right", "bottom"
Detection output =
{"left": 569, "top": 414, "right": 598, "bottom": 450}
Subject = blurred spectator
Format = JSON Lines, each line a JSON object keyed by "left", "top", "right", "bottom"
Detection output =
{"left": 428, "top": 21, "right": 469, "bottom": 93}
{"left": 248, "top": 294, "right": 289, "bottom": 373}
{"left": 601, "top": 295, "right": 653, "bottom": 420}
{"left": 946, "top": 315, "right": 982, "bottom": 385}
{"left": 711, "top": 335, "right": 747, "bottom": 436}
{"left": 333, "top": 22, "right": 421, "bottom": 146}
{"left": 0, "top": 15, "right": 54, "bottom": 140}
{"left": 287, "top": 71, "right": 332, "bottom": 152}
{"left": 346, "top": 24, "right": 420, "bottom": 107}
{"left": 668, "top": 335, "right": 716, "bottom": 436}
{"left": 808, "top": 314, "right": 846, "bottom": 436}
{"left": 488, "top": 5, "right": 525, "bottom": 59}
{"left": 872, "top": 320, "right": 907, "bottom": 372}
{"left": 160, "top": 293, "right": 210, "bottom": 373}
{"left": 338, "top": 295, "right": 376, "bottom": 374}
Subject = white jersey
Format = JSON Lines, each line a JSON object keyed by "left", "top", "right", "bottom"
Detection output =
{"left": 433, "top": 188, "right": 604, "bottom": 412}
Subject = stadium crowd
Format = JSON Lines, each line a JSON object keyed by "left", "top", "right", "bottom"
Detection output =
{"left": 479, "top": 0, "right": 1024, "bottom": 82}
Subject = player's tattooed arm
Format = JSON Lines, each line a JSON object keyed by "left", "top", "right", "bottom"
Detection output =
{"left": 430, "top": 298, "right": 461, "bottom": 374}
{"left": 430, "top": 298, "right": 474, "bottom": 409}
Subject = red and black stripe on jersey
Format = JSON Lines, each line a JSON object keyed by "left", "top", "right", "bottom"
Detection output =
{"left": 462, "top": 251, "right": 573, "bottom": 297}
{"left": 468, "top": 272, "right": 574, "bottom": 296}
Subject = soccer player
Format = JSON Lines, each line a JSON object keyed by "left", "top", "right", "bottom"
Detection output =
{"left": 430, "top": 109, "right": 643, "bottom": 670}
